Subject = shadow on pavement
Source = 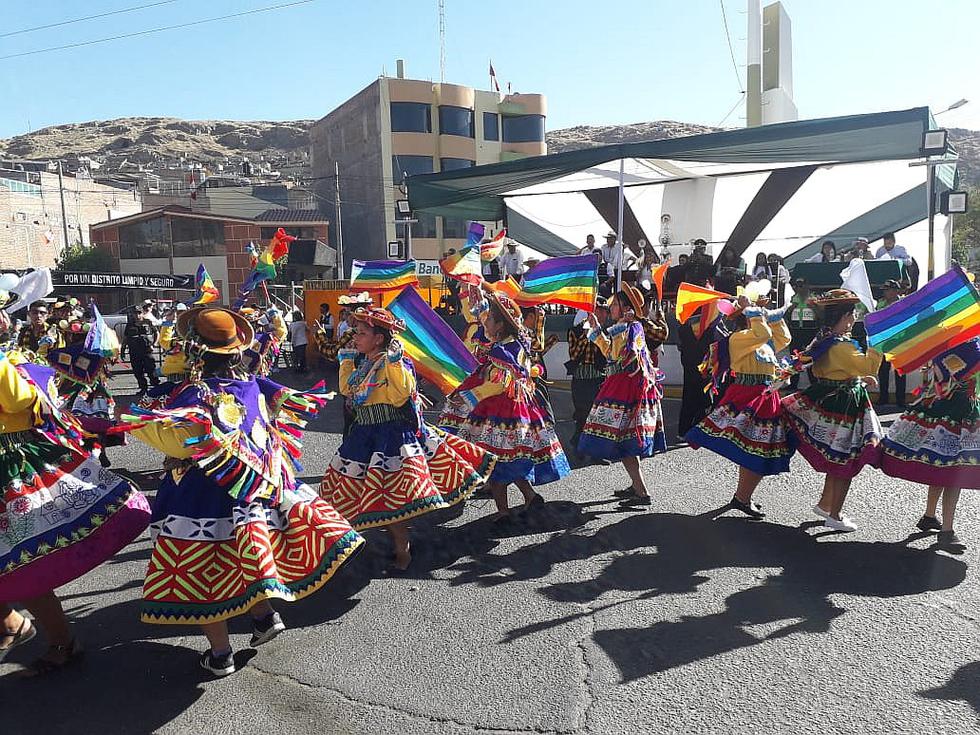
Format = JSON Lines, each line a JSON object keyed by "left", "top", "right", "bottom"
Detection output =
{"left": 482, "top": 512, "right": 967, "bottom": 681}
{"left": 920, "top": 661, "right": 980, "bottom": 717}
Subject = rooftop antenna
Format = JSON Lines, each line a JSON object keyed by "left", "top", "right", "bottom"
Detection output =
{"left": 438, "top": 0, "right": 446, "bottom": 83}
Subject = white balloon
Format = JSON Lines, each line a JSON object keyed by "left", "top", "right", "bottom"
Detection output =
{"left": 0, "top": 273, "right": 19, "bottom": 291}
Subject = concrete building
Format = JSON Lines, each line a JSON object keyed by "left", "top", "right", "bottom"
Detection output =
{"left": 0, "top": 166, "right": 141, "bottom": 268}
{"left": 310, "top": 64, "right": 546, "bottom": 269}
{"left": 90, "top": 205, "right": 334, "bottom": 307}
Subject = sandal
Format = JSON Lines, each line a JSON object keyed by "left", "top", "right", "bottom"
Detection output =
{"left": 21, "top": 639, "right": 83, "bottom": 677}
{"left": 523, "top": 493, "right": 545, "bottom": 511}
{"left": 0, "top": 616, "right": 36, "bottom": 664}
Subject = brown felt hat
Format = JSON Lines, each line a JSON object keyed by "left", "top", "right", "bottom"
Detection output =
{"left": 176, "top": 306, "right": 254, "bottom": 354}
{"left": 620, "top": 283, "right": 645, "bottom": 315}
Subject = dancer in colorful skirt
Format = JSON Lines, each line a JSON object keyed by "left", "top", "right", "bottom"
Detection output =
{"left": 240, "top": 306, "right": 288, "bottom": 377}
{"left": 781, "top": 289, "right": 883, "bottom": 532}
{"left": 159, "top": 302, "right": 190, "bottom": 381}
{"left": 440, "top": 288, "right": 570, "bottom": 526}
{"left": 578, "top": 284, "right": 668, "bottom": 508}
{"left": 685, "top": 296, "right": 795, "bottom": 519}
{"left": 567, "top": 297, "right": 610, "bottom": 456}
{"left": 321, "top": 306, "right": 495, "bottom": 570}
{"left": 122, "top": 306, "right": 364, "bottom": 677}
{"left": 0, "top": 306, "right": 150, "bottom": 674}
{"left": 880, "top": 338, "right": 980, "bottom": 549}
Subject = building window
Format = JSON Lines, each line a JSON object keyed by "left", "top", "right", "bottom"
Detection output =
{"left": 390, "top": 102, "right": 432, "bottom": 133}
{"left": 119, "top": 217, "right": 169, "bottom": 259}
{"left": 411, "top": 211, "right": 438, "bottom": 239}
{"left": 438, "top": 106, "right": 475, "bottom": 138}
{"left": 392, "top": 155, "right": 434, "bottom": 184}
{"left": 483, "top": 112, "right": 499, "bottom": 141}
{"left": 260, "top": 226, "right": 318, "bottom": 240}
{"left": 502, "top": 114, "right": 546, "bottom": 143}
{"left": 442, "top": 217, "right": 470, "bottom": 239}
{"left": 171, "top": 217, "right": 226, "bottom": 257}
{"left": 439, "top": 158, "right": 475, "bottom": 172}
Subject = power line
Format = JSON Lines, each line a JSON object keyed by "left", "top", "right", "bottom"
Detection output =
{"left": 716, "top": 92, "right": 746, "bottom": 128}
{"left": 0, "top": 1, "right": 180, "bottom": 39}
{"left": 718, "top": 0, "right": 744, "bottom": 93}
{"left": 0, "top": 0, "right": 316, "bottom": 61}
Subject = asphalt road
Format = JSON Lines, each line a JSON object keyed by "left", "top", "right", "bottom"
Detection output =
{"left": 3, "top": 366, "right": 980, "bottom": 734}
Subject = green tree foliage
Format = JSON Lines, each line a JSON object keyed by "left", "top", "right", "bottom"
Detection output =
{"left": 952, "top": 187, "right": 979, "bottom": 268}
{"left": 55, "top": 244, "right": 116, "bottom": 273}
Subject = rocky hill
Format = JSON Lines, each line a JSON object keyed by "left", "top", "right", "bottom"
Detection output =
{"left": 0, "top": 117, "right": 313, "bottom": 169}
{"left": 1, "top": 116, "right": 977, "bottom": 187}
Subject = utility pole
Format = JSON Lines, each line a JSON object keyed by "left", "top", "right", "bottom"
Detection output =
{"left": 334, "top": 161, "right": 345, "bottom": 280}
{"left": 57, "top": 161, "right": 71, "bottom": 253}
{"left": 438, "top": 0, "right": 446, "bottom": 83}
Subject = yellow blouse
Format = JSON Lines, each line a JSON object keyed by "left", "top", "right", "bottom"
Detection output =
{"left": 590, "top": 322, "right": 635, "bottom": 363}
{"left": 811, "top": 341, "right": 883, "bottom": 381}
{"left": 158, "top": 322, "right": 188, "bottom": 377}
{"left": 132, "top": 420, "right": 206, "bottom": 459}
{"left": 338, "top": 349, "right": 414, "bottom": 407}
{"left": 457, "top": 337, "right": 532, "bottom": 407}
{"left": 729, "top": 308, "right": 791, "bottom": 376}
{"left": 0, "top": 355, "right": 40, "bottom": 434}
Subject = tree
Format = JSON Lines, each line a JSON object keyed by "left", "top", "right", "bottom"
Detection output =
{"left": 951, "top": 187, "right": 979, "bottom": 268}
{"left": 55, "top": 244, "right": 115, "bottom": 273}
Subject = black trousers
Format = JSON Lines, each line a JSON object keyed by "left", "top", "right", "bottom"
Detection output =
{"left": 878, "top": 361, "right": 907, "bottom": 406}
{"left": 571, "top": 376, "right": 604, "bottom": 447}
{"left": 678, "top": 365, "right": 710, "bottom": 438}
{"left": 130, "top": 349, "right": 159, "bottom": 392}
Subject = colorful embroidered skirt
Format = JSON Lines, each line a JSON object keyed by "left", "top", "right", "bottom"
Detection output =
{"left": 321, "top": 406, "right": 495, "bottom": 529}
{"left": 578, "top": 371, "right": 667, "bottom": 460}
{"left": 439, "top": 392, "right": 570, "bottom": 486}
{"left": 880, "top": 384, "right": 980, "bottom": 488}
{"left": 0, "top": 430, "right": 150, "bottom": 602}
{"left": 782, "top": 378, "right": 882, "bottom": 479}
{"left": 143, "top": 468, "right": 362, "bottom": 625}
{"left": 685, "top": 380, "right": 794, "bottom": 476}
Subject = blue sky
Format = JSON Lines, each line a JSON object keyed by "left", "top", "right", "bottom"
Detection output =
{"left": 0, "top": 0, "right": 977, "bottom": 139}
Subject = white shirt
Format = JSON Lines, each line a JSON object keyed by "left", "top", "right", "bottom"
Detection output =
{"left": 498, "top": 249, "right": 524, "bottom": 277}
{"left": 288, "top": 320, "right": 308, "bottom": 347}
{"left": 600, "top": 242, "right": 623, "bottom": 270}
{"left": 875, "top": 244, "right": 911, "bottom": 264}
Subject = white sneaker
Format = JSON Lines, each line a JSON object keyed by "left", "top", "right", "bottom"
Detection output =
{"left": 812, "top": 505, "right": 830, "bottom": 520}
{"left": 824, "top": 515, "right": 858, "bottom": 532}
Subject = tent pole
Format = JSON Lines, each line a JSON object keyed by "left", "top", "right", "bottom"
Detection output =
{"left": 616, "top": 158, "right": 625, "bottom": 292}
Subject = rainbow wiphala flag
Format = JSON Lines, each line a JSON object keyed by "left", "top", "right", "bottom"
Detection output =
{"left": 388, "top": 286, "right": 477, "bottom": 394}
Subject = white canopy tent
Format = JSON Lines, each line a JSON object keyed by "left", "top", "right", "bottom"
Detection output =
{"left": 409, "top": 107, "right": 959, "bottom": 275}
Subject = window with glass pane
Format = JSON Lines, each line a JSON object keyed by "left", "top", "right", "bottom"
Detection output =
{"left": 389, "top": 102, "right": 431, "bottom": 133}
{"left": 502, "top": 114, "right": 546, "bottom": 143}
{"left": 442, "top": 217, "right": 470, "bottom": 239}
{"left": 392, "top": 155, "right": 434, "bottom": 184}
{"left": 413, "top": 211, "right": 438, "bottom": 238}
{"left": 483, "top": 112, "right": 499, "bottom": 141}
{"left": 439, "top": 158, "right": 475, "bottom": 171}
{"left": 261, "top": 226, "right": 317, "bottom": 240}
{"left": 438, "top": 106, "right": 475, "bottom": 138}
{"left": 119, "top": 217, "right": 169, "bottom": 259}
{"left": 171, "top": 218, "right": 226, "bottom": 257}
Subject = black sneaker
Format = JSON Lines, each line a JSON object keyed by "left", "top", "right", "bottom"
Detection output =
{"left": 199, "top": 648, "right": 235, "bottom": 677}
{"left": 618, "top": 494, "right": 652, "bottom": 509}
{"left": 729, "top": 496, "right": 766, "bottom": 520}
{"left": 916, "top": 515, "right": 942, "bottom": 533}
{"left": 249, "top": 612, "right": 286, "bottom": 647}
{"left": 937, "top": 530, "right": 966, "bottom": 550}
{"left": 613, "top": 486, "right": 635, "bottom": 498}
